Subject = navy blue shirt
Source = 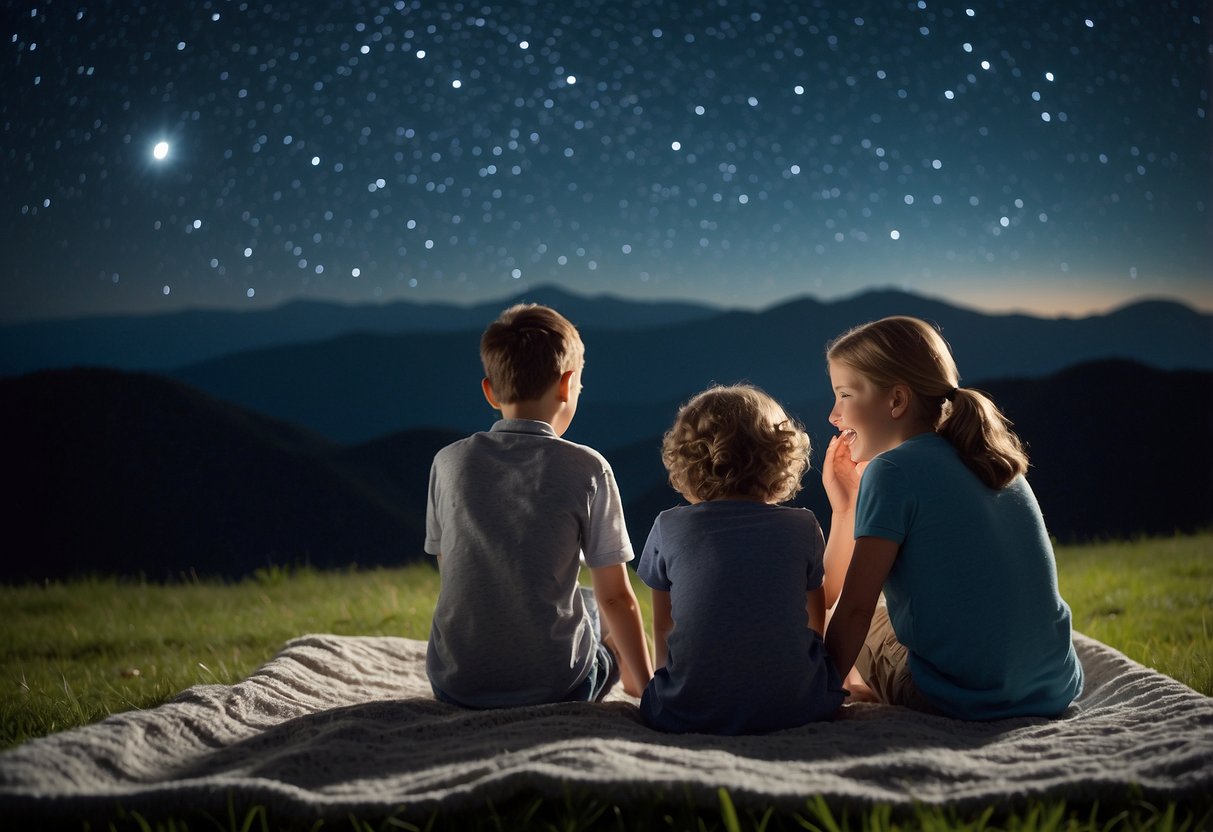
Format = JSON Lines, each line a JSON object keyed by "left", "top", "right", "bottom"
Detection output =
{"left": 637, "top": 501, "right": 844, "bottom": 734}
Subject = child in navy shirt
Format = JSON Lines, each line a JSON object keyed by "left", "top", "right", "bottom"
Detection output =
{"left": 637, "top": 384, "right": 845, "bottom": 734}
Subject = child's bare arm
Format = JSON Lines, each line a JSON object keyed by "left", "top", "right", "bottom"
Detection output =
{"left": 825, "top": 536, "right": 898, "bottom": 678}
{"left": 822, "top": 513, "right": 854, "bottom": 611}
{"left": 651, "top": 589, "right": 673, "bottom": 668}
{"left": 590, "top": 563, "right": 654, "bottom": 696}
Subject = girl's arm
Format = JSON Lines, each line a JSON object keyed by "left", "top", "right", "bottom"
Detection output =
{"left": 824, "top": 536, "right": 899, "bottom": 679}
{"left": 822, "top": 511, "right": 854, "bottom": 611}
{"left": 806, "top": 586, "right": 827, "bottom": 637}
{"left": 650, "top": 589, "right": 673, "bottom": 669}
{"left": 590, "top": 563, "right": 655, "bottom": 696}
{"left": 821, "top": 433, "right": 865, "bottom": 608}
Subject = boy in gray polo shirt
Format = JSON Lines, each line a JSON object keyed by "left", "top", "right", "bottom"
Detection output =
{"left": 424, "top": 303, "right": 654, "bottom": 708}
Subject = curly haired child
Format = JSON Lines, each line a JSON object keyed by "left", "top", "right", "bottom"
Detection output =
{"left": 636, "top": 384, "right": 845, "bottom": 734}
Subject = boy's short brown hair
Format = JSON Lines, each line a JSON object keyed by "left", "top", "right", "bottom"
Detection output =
{"left": 662, "top": 384, "right": 811, "bottom": 504}
{"left": 480, "top": 303, "right": 585, "bottom": 404}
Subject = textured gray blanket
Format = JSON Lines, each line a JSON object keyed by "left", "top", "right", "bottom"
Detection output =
{"left": 2, "top": 633, "right": 1210, "bottom": 823}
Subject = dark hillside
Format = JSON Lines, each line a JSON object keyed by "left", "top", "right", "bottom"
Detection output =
{"left": 173, "top": 330, "right": 490, "bottom": 444}
{"left": 608, "top": 361, "right": 1213, "bottom": 548}
{"left": 980, "top": 360, "right": 1213, "bottom": 542}
{"left": 339, "top": 428, "right": 466, "bottom": 516}
{"left": 0, "top": 369, "right": 429, "bottom": 582}
{"left": 2, "top": 359, "right": 1206, "bottom": 581}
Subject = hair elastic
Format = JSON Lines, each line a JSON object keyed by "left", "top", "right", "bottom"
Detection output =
{"left": 943, "top": 387, "right": 960, "bottom": 402}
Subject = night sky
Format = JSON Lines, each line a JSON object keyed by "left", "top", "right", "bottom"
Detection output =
{"left": 3, "top": 0, "right": 1210, "bottom": 323}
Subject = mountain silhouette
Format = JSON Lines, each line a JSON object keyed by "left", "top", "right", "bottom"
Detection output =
{"left": 4, "top": 281, "right": 1211, "bottom": 579}
{"left": 0, "top": 286, "right": 719, "bottom": 377}
{"left": 615, "top": 360, "right": 1213, "bottom": 546}
{"left": 976, "top": 360, "right": 1213, "bottom": 542}
{"left": 0, "top": 369, "right": 460, "bottom": 582}
{"left": 166, "top": 289, "right": 1212, "bottom": 447}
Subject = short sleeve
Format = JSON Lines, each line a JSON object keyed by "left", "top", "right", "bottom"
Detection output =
{"left": 582, "top": 467, "right": 634, "bottom": 567}
{"left": 854, "top": 457, "right": 913, "bottom": 544}
{"left": 636, "top": 517, "right": 670, "bottom": 591}
{"left": 799, "top": 510, "right": 826, "bottom": 589}
{"left": 424, "top": 459, "right": 442, "bottom": 556}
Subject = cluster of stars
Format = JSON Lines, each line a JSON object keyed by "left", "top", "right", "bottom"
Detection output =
{"left": 2, "top": 0, "right": 1209, "bottom": 319}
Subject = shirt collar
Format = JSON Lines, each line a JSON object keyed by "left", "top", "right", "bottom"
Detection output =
{"left": 490, "top": 418, "right": 558, "bottom": 438}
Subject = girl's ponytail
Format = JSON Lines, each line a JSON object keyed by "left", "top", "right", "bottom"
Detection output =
{"left": 826, "top": 316, "right": 1029, "bottom": 490}
{"left": 938, "top": 387, "right": 1028, "bottom": 490}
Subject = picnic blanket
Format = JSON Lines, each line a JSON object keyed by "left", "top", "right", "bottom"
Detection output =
{"left": 2, "top": 633, "right": 1210, "bottom": 824}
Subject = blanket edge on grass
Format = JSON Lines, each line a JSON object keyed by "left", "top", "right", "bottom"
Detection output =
{"left": 1, "top": 632, "right": 1211, "bottom": 822}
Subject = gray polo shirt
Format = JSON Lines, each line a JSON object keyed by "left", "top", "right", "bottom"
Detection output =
{"left": 425, "top": 419, "right": 633, "bottom": 707}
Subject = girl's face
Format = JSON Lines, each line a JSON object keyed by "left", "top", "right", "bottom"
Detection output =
{"left": 827, "top": 360, "right": 901, "bottom": 462}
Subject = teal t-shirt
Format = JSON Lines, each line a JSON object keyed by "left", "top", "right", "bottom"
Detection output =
{"left": 854, "top": 432, "right": 1083, "bottom": 719}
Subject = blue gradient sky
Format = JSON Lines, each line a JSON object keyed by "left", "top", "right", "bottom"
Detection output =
{"left": 3, "top": 0, "right": 1210, "bottom": 322}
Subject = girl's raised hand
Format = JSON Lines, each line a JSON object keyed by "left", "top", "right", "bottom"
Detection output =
{"left": 823, "top": 431, "right": 865, "bottom": 514}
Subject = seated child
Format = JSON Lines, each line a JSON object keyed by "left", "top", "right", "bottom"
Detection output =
{"left": 637, "top": 384, "right": 845, "bottom": 734}
{"left": 424, "top": 303, "right": 653, "bottom": 707}
{"left": 821, "top": 316, "right": 1083, "bottom": 718}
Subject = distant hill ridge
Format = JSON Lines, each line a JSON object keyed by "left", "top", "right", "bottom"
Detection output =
{"left": 162, "top": 288, "right": 1213, "bottom": 446}
{"left": 0, "top": 286, "right": 720, "bottom": 376}
{"left": 1, "top": 360, "right": 1209, "bottom": 581}
{"left": 1, "top": 287, "right": 1209, "bottom": 381}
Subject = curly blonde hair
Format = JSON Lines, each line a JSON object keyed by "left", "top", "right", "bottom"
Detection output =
{"left": 662, "top": 384, "right": 811, "bottom": 504}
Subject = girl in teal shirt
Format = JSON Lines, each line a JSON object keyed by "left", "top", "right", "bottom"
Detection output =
{"left": 822, "top": 316, "right": 1082, "bottom": 719}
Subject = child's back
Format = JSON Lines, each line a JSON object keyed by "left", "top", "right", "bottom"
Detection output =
{"left": 640, "top": 500, "right": 843, "bottom": 734}
{"left": 424, "top": 303, "right": 652, "bottom": 708}
{"left": 856, "top": 431, "right": 1080, "bottom": 718}
{"left": 427, "top": 420, "right": 630, "bottom": 707}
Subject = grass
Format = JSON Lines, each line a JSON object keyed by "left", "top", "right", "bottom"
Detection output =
{"left": 60, "top": 791, "right": 1212, "bottom": 832}
{"left": 0, "top": 564, "right": 443, "bottom": 749}
{"left": 1, "top": 534, "right": 1210, "bottom": 830}
{"left": 1056, "top": 534, "right": 1212, "bottom": 695}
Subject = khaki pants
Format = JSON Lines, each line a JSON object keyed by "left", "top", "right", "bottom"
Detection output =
{"left": 854, "top": 603, "right": 939, "bottom": 714}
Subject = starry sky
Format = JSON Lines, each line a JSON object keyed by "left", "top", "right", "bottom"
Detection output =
{"left": 3, "top": 0, "right": 1210, "bottom": 323}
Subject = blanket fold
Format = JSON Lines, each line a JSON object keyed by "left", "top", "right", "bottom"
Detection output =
{"left": 2, "top": 633, "right": 1210, "bottom": 822}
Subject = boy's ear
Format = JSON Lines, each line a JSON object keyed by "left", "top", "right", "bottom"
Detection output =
{"left": 555, "top": 369, "right": 574, "bottom": 403}
{"left": 482, "top": 377, "right": 502, "bottom": 410}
